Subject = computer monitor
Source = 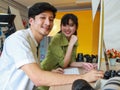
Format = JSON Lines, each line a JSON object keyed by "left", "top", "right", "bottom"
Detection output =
{"left": 103, "top": 40, "right": 109, "bottom": 71}
{"left": 97, "top": 0, "right": 110, "bottom": 71}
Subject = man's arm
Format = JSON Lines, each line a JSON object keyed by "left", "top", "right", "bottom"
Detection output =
{"left": 21, "top": 63, "right": 104, "bottom": 87}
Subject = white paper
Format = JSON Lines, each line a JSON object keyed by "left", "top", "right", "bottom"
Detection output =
{"left": 64, "top": 67, "right": 80, "bottom": 75}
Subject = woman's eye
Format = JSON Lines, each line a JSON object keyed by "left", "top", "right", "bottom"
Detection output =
{"left": 69, "top": 24, "right": 74, "bottom": 27}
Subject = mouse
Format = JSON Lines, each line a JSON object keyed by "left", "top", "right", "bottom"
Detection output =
{"left": 103, "top": 70, "right": 117, "bottom": 79}
{"left": 116, "top": 70, "right": 120, "bottom": 76}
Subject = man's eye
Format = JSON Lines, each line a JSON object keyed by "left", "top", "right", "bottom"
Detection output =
{"left": 40, "top": 17, "right": 46, "bottom": 19}
{"left": 50, "top": 19, "right": 54, "bottom": 22}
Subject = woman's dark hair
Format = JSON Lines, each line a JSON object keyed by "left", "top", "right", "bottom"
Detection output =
{"left": 72, "top": 79, "right": 95, "bottom": 90}
{"left": 28, "top": 2, "right": 57, "bottom": 19}
{"left": 60, "top": 13, "right": 78, "bottom": 35}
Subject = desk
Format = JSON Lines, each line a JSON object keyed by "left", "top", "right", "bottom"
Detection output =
{"left": 49, "top": 62, "right": 120, "bottom": 90}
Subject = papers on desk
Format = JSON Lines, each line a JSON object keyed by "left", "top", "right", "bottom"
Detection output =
{"left": 64, "top": 67, "right": 80, "bottom": 74}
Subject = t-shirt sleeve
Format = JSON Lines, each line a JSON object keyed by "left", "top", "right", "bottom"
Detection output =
{"left": 4, "top": 34, "right": 36, "bottom": 69}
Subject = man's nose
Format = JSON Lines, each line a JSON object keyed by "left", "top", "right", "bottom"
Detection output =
{"left": 45, "top": 18, "right": 51, "bottom": 25}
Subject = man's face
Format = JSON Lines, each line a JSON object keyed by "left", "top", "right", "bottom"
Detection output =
{"left": 29, "top": 11, "right": 54, "bottom": 36}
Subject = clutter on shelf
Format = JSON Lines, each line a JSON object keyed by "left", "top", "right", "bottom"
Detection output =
{"left": 76, "top": 53, "right": 98, "bottom": 63}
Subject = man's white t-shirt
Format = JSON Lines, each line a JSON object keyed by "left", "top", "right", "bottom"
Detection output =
{"left": 0, "top": 28, "right": 40, "bottom": 90}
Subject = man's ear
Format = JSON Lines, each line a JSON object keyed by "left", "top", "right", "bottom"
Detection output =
{"left": 29, "top": 17, "right": 34, "bottom": 25}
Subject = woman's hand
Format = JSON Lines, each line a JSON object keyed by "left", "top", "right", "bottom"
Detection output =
{"left": 69, "top": 35, "right": 78, "bottom": 46}
{"left": 82, "top": 62, "right": 97, "bottom": 71}
{"left": 51, "top": 68, "right": 64, "bottom": 74}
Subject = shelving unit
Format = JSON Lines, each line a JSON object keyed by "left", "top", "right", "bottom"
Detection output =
{"left": 0, "top": 13, "right": 16, "bottom": 55}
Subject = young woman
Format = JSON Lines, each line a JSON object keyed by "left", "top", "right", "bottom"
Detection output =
{"left": 39, "top": 14, "right": 98, "bottom": 90}
{"left": 41, "top": 14, "right": 97, "bottom": 72}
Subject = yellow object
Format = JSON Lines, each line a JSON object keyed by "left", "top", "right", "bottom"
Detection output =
{"left": 56, "top": 10, "right": 100, "bottom": 55}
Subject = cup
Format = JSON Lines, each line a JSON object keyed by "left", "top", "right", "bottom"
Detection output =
{"left": 109, "top": 58, "right": 116, "bottom": 66}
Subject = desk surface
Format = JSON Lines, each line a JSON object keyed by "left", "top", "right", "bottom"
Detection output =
{"left": 49, "top": 62, "right": 120, "bottom": 90}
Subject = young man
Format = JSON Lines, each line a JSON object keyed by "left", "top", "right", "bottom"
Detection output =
{"left": 0, "top": 2, "right": 104, "bottom": 90}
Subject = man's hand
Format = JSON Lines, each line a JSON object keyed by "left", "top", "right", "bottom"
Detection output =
{"left": 82, "top": 69, "right": 104, "bottom": 82}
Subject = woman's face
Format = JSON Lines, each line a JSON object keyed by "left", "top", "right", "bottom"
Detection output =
{"left": 61, "top": 19, "right": 77, "bottom": 38}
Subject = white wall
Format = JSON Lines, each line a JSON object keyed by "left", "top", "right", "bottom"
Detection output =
{"left": 104, "top": 0, "right": 120, "bottom": 51}
{"left": 0, "top": 0, "right": 28, "bottom": 19}
{"left": 0, "top": 0, "right": 29, "bottom": 30}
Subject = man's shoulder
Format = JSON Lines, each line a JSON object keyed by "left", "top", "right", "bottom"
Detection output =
{"left": 6, "top": 29, "right": 29, "bottom": 42}
{"left": 15, "top": 28, "right": 29, "bottom": 35}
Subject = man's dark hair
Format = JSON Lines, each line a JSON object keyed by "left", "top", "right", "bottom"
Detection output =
{"left": 72, "top": 79, "right": 95, "bottom": 90}
{"left": 60, "top": 13, "right": 78, "bottom": 35}
{"left": 28, "top": 2, "right": 57, "bottom": 19}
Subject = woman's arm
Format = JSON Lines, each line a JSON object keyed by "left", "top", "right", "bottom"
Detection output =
{"left": 70, "top": 62, "right": 97, "bottom": 71}
{"left": 63, "top": 35, "right": 78, "bottom": 68}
